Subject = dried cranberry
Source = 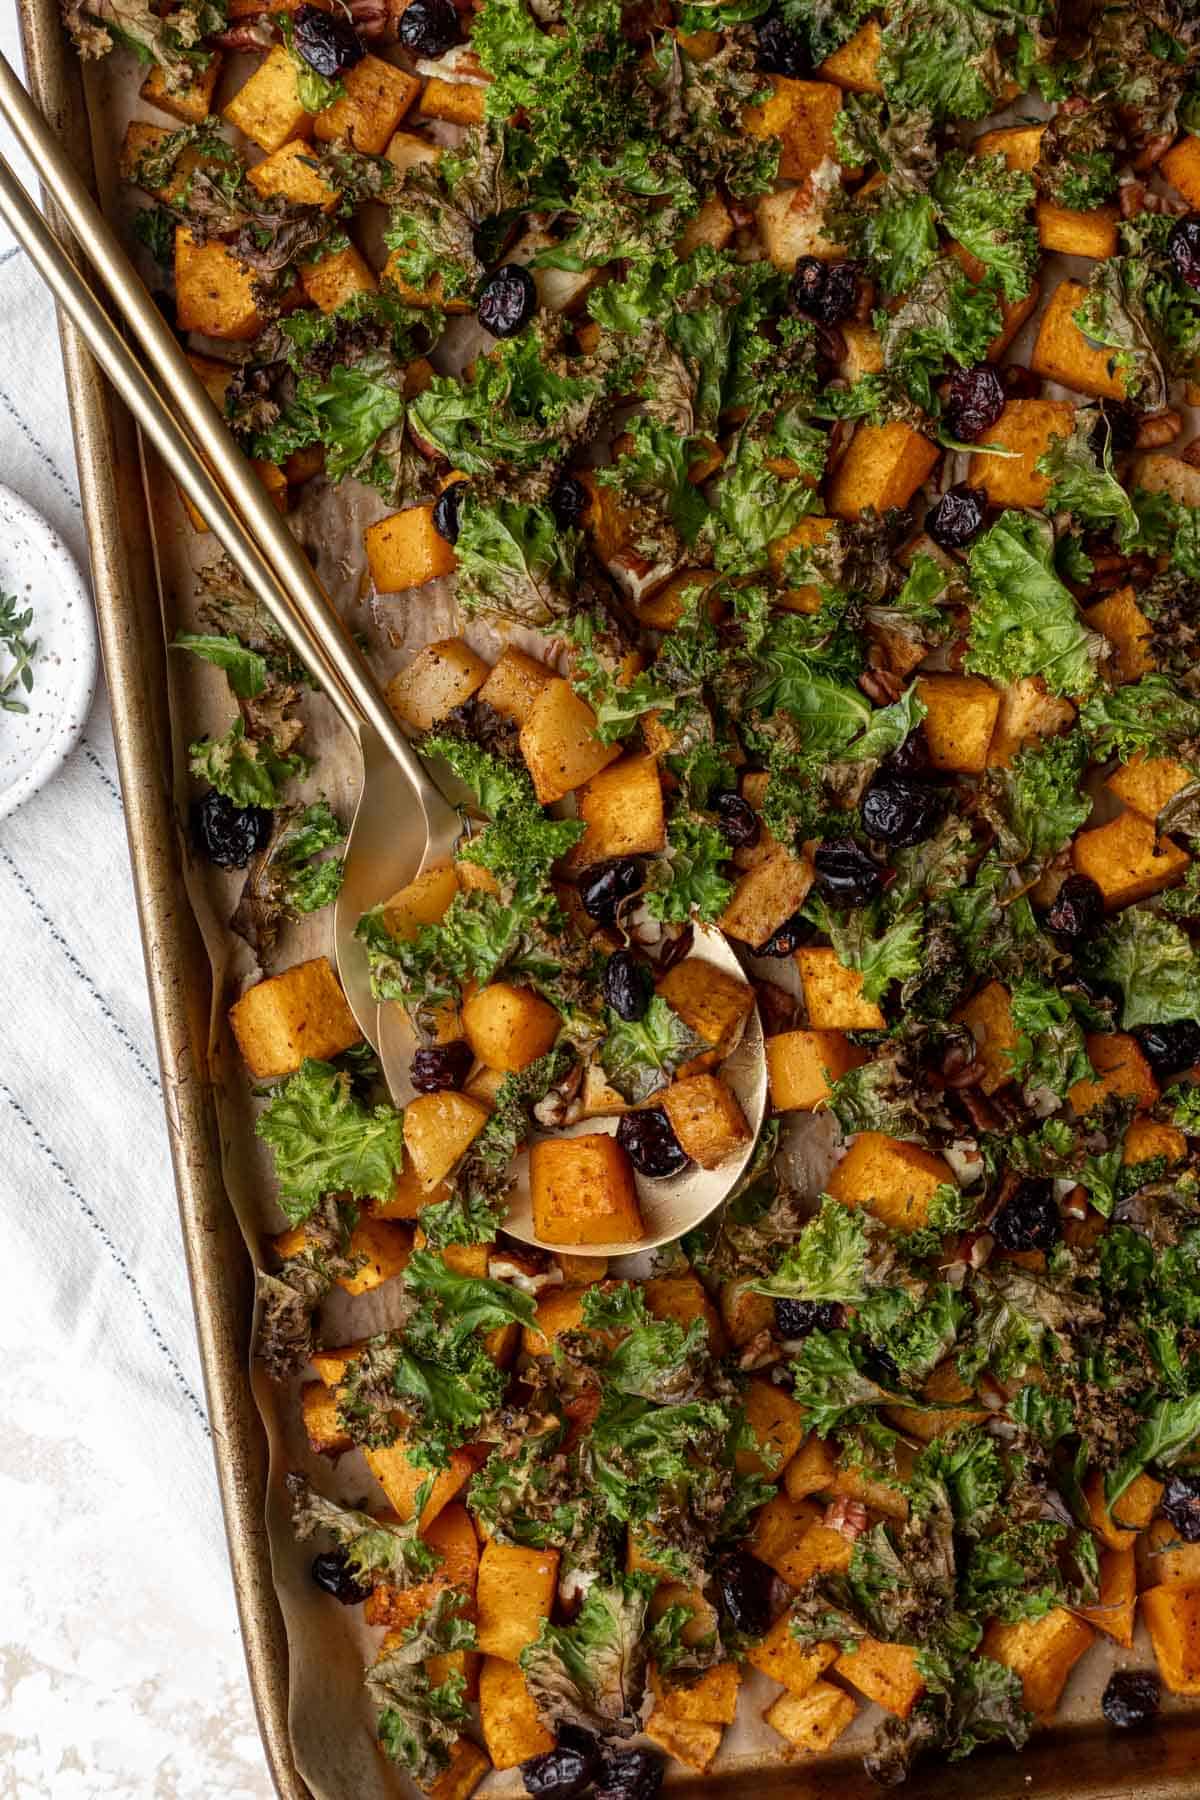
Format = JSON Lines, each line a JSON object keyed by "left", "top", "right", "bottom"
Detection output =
{"left": 813, "top": 836, "right": 882, "bottom": 907}
{"left": 410, "top": 1041, "right": 473, "bottom": 1093}
{"left": 791, "top": 257, "right": 857, "bottom": 325}
{"left": 756, "top": 910, "right": 807, "bottom": 957}
{"left": 774, "top": 1297, "right": 841, "bottom": 1338}
{"left": 310, "top": 1550, "right": 371, "bottom": 1605}
{"left": 756, "top": 11, "right": 807, "bottom": 76}
{"left": 477, "top": 264, "right": 537, "bottom": 338}
{"left": 617, "top": 1107, "right": 689, "bottom": 1177}
{"left": 522, "top": 1727, "right": 599, "bottom": 1799}
{"left": 1168, "top": 215, "right": 1200, "bottom": 291}
{"left": 1091, "top": 400, "right": 1139, "bottom": 456}
{"left": 860, "top": 775, "right": 945, "bottom": 847}
{"left": 945, "top": 364, "right": 1005, "bottom": 442}
{"left": 1133, "top": 1019, "right": 1200, "bottom": 1075}
{"left": 291, "top": 4, "right": 364, "bottom": 76}
{"left": 432, "top": 479, "right": 468, "bottom": 544}
{"left": 594, "top": 1747, "right": 665, "bottom": 1800}
{"left": 1102, "top": 1670, "right": 1161, "bottom": 1730}
{"left": 715, "top": 790, "right": 761, "bottom": 849}
{"left": 716, "top": 1549, "right": 775, "bottom": 1638}
{"left": 926, "top": 482, "right": 987, "bottom": 550}
{"left": 550, "top": 474, "right": 588, "bottom": 528}
{"left": 397, "top": 0, "right": 461, "bottom": 56}
{"left": 191, "top": 788, "right": 272, "bottom": 869}
{"left": 580, "top": 857, "right": 643, "bottom": 925}
{"left": 1161, "top": 1473, "right": 1200, "bottom": 1542}
{"left": 603, "top": 949, "right": 653, "bottom": 1022}
{"left": 881, "top": 726, "right": 933, "bottom": 779}
{"left": 1046, "top": 873, "right": 1104, "bottom": 939}
{"left": 992, "top": 1178, "right": 1060, "bottom": 1251}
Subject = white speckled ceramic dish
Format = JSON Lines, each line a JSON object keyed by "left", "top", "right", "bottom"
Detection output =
{"left": 0, "top": 481, "right": 97, "bottom": 822}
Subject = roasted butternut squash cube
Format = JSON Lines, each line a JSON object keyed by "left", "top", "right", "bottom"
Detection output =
{"left": 1106, "top": 754, "right": 1193, "bottom": 822}
{"left": 651, "top": 1660, "right": 741, "bottom": 1726}
{"left": 676, "top": 193, "right": 735, "bottom": 256}
{"left": 1142, "top": 1516, "right": 1200, "bottom": 1588}
{"left": 368, "top": 506, "right": 458, "bottom": 595}
{"left": 387, "top": 640, "right": 490, "bottom": 732}
{"left": 386, "top": 126, "right": 441, "bottom": 176}
{"left": 973, "top": 122, "right": 1043, "bottom": 172}
{"left": 308, "top": 1340, "right": 364, "bottom": 1387}
{"left": 475, "top": 1540, "right": 558, "bottom": 1661}
{"left": 478, "top": 1657, "right": 553, "bottom": 1769}
{"left": 835, "top": 1637, "right": 924, "bottom": 1718}
{"left": 747, "top": 1616, "right": 838, "bottom": 1693}
{"left": 1144, "top": 1582, "right": 1200, "bottom": 1694}
{"left": 720, "top": 849, "right": 814, "bottom": 948}
{"left": 365, "top": 1501, "right": 480, "bottom": 1629}
{"left": 736, "top": 1376, "right": 808, "bottom": 1478}
{"left": 313, "top": 54, "right": 419, "bottom": 152}
{"left": 840, "top": 321, "right": 885, "bottom": 384}
{"left": 749, "top": 1491, "right": 821, "bottom": 1578}
{"left": 520, "top": 680, "right": 621, "bottom": 805}
{"left": 744, "top": 76, "right": 842, "bottom": 180}
{"left": 555, "top": 1252, "right": 608, "bottom": 1282}
{"left": 720, "top": 1278, "right": 775, "bottom": 1349}
{"left": 1071, "top": 809, "right": 1190, "bottom": 910}
{"left": 223, "top": 45, "right": 311, "bottom": 153}
{"left": 783, "top": 1432, "right": 838, "bottom": 1500}
{"left": 661, "top": 1073, "right": 750, "bottom": 1169}
{"left": 174, "top": 227, "right": 264, "bottom": 341}
{"left": 476, "top": 646, "right": 554, "bottom": 724}
{"left": 1085, "top": 1469, "right": 1164, "bottom": 1551}
{"left": 644, "top": 1273, "right": 726, "bottom": 1353}
{"left": 826, "top": 422, "right": 940, "bottom": 520}
{"left": 1075, "top": 1545, "right": 1136, "bottom": 1648}
{"left": 796, "top": 946, "right": 886, "bottom": 1029}
{"left": 417, "top": 77, "right": 486, "bottom": 126}
{"left": 983, "top": 1608, "right": 1095, "bottom": 1720}
{"left": 300, "top": 242, "right": 378, "bottom": 313}
{"left": 301, "top": 1380, "right": 352, "bottom": 1456}
{"left": 826, "top": 1132, "right": 955, "bottom": 1232}
{"left": 1031, "top": 280, "right": 1129, "bottom": 399}
{"left": 229, "top": 954, "right": 360, "bottom": 1077}
{"left": 1161, "top": 134, "right": 1200, "bottom": 208}
{"left": 521, "top": 1285, "right": 589, "bottom": 1357}
{"left": 248, "top": 137, "right": 339, "bottom": 209}
{"left": 766, "top": 1028, "right": 866, "bottom": 1111}
{"left": 643, "top": 1711, "right": 722, "bottom": 1773}
{"left": 955, "top": 980, "right": 1019, "bottom": 1095}
{"left": 569, "top": 753, "right": 665, "bottom": 868}
{"left": 336, "top": 1214, "right": 412, "bottom": 1294}
{"left": 635, "top": 567, "right": 723, "bottom": 630}
{"left": 365, "top": 1441, "right": 476, "bottom": 1529}
{"left": 530, "top": 1132, "right": 644, "bottom": 1245}
{"left": 916, "top": 673, "right": 1000, "bottom": 774}
{"left": 1036, "top": 200, "right": 1119, "bottom": 259}
{"left": 764, "top": 1680, "right": 857, "bottom": 1754}
{"left": 768, "top": 513, "right": 838, "bottom": 613}
{"left": 140, "top": 54, "right": 222, "bottom": 124}
{"left": 1069, "top": 1032, "right": 1159, "bottom": 1114}
{"left": 987, "top": 676, "right": 1077, "bottom": 767}
{"left": 886, "top": 1359, "right": 988, "bottom": 1442}
{"left": 967, "top": 399, "right": 1076, "bottom": 509}
{"left": 1083, "top": 585, "right": 1155, "bottom": 683}
{"left": 462, "top": 982, "right": 560, "bottom": 1072}
{"left": 121, "top": 121, "right": 197, "bottom": 201}
{"left": 657, "top": 958, "right": 754, "bottom": 1064}
{"left": 403, "top": 1091, "right": 490, "bottom": 1189}
{"left": 756, "top": 186, "right": 847, "bottom": 270}
{"left": 1124, "top": 1117, "right": 1187, "bottom": 1167}
{"left": 427, "top": 1736, "right": 490, "bottom": 1800}
{"left": 817, "top": 17, "right": 883, "bottom": 91}
{"left": 382, "top": 864, "right": 460, "bottom": 940}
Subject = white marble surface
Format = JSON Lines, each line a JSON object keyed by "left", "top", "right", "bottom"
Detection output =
{"left": 0, "top": 5, "right": 271, "bottom": 1791}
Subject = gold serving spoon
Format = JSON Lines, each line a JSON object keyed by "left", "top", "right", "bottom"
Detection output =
{"left": 0, "top": 54, "right": 767, "bottom": 1254}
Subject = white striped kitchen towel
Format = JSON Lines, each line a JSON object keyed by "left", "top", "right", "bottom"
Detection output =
{"left": 0, "top": 15, "right": 268, "bottom": 1791}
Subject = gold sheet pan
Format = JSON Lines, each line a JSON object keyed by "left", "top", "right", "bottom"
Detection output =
{"left": 13, "top": 1, "right": 1200, "bottom": 1793}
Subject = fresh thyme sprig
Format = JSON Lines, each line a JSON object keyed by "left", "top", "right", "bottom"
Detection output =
{"left": 0, "top": 591, "right": 39, "bottom": 716}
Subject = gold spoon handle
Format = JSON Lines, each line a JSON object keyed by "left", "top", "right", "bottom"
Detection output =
{"left": 0, "top": 52, "right": 440, "bottom": 813}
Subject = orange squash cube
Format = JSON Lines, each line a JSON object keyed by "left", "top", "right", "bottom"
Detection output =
{"left": 229, "top": 955, "right": 360, "bottom": 1078}
{"left": 826, "top": 1132, "right": 955, "bottom": 1231}
{"left": 1072, "top": 809, "right": 1190, "bottom": 910}
{"left": 530, "top": 1133, "right": 644, "bottom": 1245}
{"left": 766, "top": 1028, "right": 866, "bottom": 1111}
{"left": 796, "top": 946, "right": 886, "bottom": 1029}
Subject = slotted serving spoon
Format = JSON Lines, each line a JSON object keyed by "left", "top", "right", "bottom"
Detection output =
{"left": 0, "top": 54, "right": 767, "bottom": 1253}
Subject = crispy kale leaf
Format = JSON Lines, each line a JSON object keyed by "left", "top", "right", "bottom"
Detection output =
{"left": 965, "top": 511, "right": 1106, "bottom": 696}
{"left": 188, "top": 716, "right": 308, "bottom": 808}
{"left": 287, "top": 1472, "right": 437, "bottom": 1587}
{"left": 256, "top": 1058, "right": 405, "bottom": 1224}
{"left": 601, "top": 995, "right": 706, "bottom": 1104}
{"left": 521, "top": 1575, "right": 653, "bottom": 1739}
{"left": 1093, "top": 908, "right": 1200, "bottom": 1028}
{"left": 367, "top": 1590, "right": 477, "bottom": 1787}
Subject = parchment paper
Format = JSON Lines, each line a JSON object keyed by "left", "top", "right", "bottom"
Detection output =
{"left": 77, "top": 47, "right": 1188, "bottom": 1799}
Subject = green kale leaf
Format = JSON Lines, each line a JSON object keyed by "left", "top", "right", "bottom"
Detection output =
{"left": 368, "top": 1590, "right": 477, "bottom": 1787}
{"left": 520, "top": 1576, "right": 652, "bottom": 1739}
{"left": 1093, "top": 907, "right": 1200, "bottom": 1028}
{"left": 453, "top": 496, "right": 581, "bottom": 627}
{"left": 601, "top": 995, "right": 706, "bottom": 1104}
{"left": 188, "top": 716, "right": 308, "bottom": 808}
{"left": 965, "top": 510, "right": 1106, "bottom": 697}
{"left": 255, "top": 1058, "right": 405, "bottom": 1224}
{"left": 646, "top": 813, "right": 735, "bottom": 925}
